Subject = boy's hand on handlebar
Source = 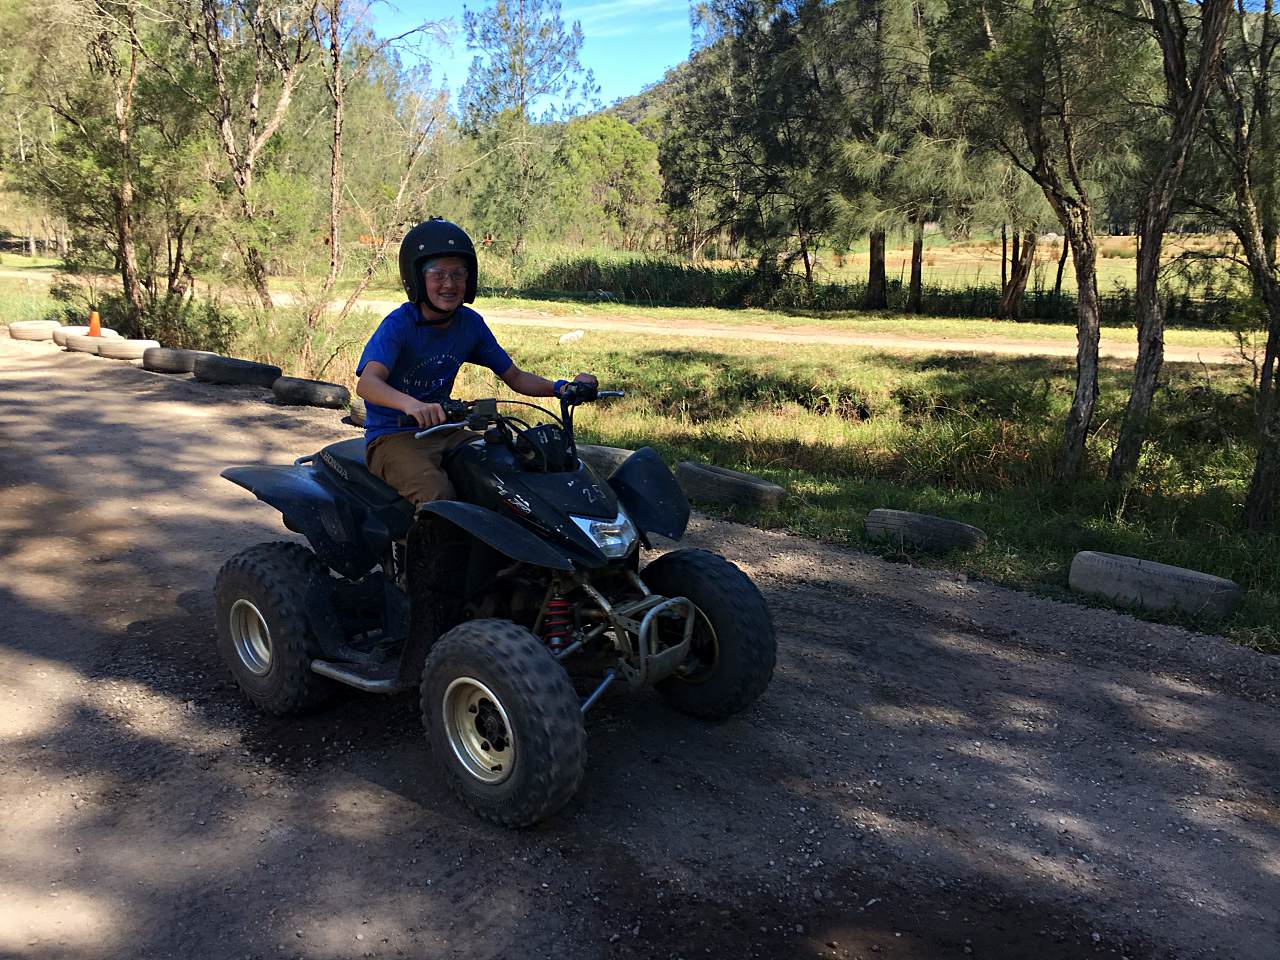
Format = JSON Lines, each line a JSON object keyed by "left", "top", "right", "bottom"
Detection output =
{"left": 402, "top": 399, "right": 447, "bottom": 428}
{"left": 559, "top": 373, "right": 600, "bottom": 403}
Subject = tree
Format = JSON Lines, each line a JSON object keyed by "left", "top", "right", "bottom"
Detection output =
{"left": 832, "top": 0, "right": 946, "bottom": 310}
{"left": 295, "top": 0, "right": 441, "bottom": 372}
{"left": 557, "top": 115, "right": 661, "bottom": 249}
{"left": 1188, "top": 3, "right": 1280, "bottom": 527}
{"left": 158, "top": 0, "right": 319, "bottom": 309}
{"left": 662, "top": 0, "right": 841, "bottom": 291}
{"left": 462, "top": 0, "right": 595, "bottom": 258}
{"left": 944, "top": 0, "right": 1147, "bottom": 481}
{"left": 1106, "top": 0, "right": 1233, "bottom": 485}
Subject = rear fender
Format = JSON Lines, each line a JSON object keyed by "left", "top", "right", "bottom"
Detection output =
{"left": 607, "top": 447, "right": 690, "bottom": 541}
{"left": 221, "top": 465, "right": 379, "bottom": 579}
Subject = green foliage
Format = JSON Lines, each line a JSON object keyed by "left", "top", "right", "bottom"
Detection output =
{"left": 556, "top": 116, "right": 661, "bottom": 249}
{"left": 461, "top": 0, "right": 596, "bottom": 125}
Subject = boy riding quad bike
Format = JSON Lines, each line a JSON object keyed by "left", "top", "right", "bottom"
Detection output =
{"left": 215, "top": 384, "right": 777, "bottom": 826}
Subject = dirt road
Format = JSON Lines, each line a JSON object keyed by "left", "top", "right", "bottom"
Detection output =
{"left": 0, "top": 267, "right": 1239, "bottom": 362}
{"left": 352, "top": 296, "right": 1246, "bottom": 365}
{"left": 1, "top": 334, "right": 1277, "bottom": 960}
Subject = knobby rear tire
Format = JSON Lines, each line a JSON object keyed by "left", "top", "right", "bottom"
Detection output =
{"left": 213, "top": 541, "right": 337, "bottom": 715}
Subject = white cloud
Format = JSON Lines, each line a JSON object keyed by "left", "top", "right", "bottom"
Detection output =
{"left": 564, "top": 0, "right": 689, "bottom": 31}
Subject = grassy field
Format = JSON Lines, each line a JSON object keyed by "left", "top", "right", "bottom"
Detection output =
{"left": 0, "top": 260, "right": 1248, "bottom": 350}
{"left": 4, "top": 270, "right": 1275, "bottom": 650}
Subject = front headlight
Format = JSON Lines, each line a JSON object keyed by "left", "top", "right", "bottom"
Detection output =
{"left": 570, "top": 509, "right": 638, "bottom": 559}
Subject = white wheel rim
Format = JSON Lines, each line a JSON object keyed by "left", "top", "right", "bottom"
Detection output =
{"left": 442, "top": 676, "right": 515, "bottom": 785}
{"left": 229, "top": 599, "right": 272, "bottom": 676}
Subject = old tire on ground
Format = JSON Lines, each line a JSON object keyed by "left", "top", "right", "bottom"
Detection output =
{"left": 272, "top": 376, "right": 351, "bottom": 409}
{"left": 54, "top": 326, "right": 119, "bottom": 346}
{"left": 66, "top": 334, "right": 110, "bottom": 355}
{"left": 865, "top": 508, "right": 988, "bottom": 553}
{"left": 576, "top": 443, "right": 635, "bottom": 478}
{"left": 1069, "top": 551, "right": 1243, "bottom": 620}
{"left": 213, "top": 541, "right": 338, "bottom": 715}
{"left": 193, "top": 354, "right": 282, "bottom": 388}
{"left": 143, "top": 347, "right": 215, "bottom": 374}
{"left": 641, "top": 548, "right": 776, "bottom": 719}
{"left": 53, "top": 326, "right": 89, "bottom": 347}
{"left": 7, "top": 320, "right": 61, "bottom": 340}
{"left": 99, "top": 338, "right": 161, "bottom": 360}
{"left": 421, "top": 618, "right": 586, "bottom": 828}
{"left": 675, "top": 461, "right": 786, "bottom": 511}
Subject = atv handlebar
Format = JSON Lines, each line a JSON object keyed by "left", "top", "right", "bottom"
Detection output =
{"left": 394, "top": 389, "right": 624, "bottom": 433}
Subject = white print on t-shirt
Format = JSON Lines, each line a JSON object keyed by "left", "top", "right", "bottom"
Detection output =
{"left": 400, "top": 352, "right": 465, "bottom": 397}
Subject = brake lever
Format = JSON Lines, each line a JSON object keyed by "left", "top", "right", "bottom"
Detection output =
{"left": 414, "top": 423, "right": 466, "bottom": 439}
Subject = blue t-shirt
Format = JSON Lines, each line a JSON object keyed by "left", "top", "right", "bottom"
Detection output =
{"left": 356, "top": 302, "right": 513, "bottom": 443}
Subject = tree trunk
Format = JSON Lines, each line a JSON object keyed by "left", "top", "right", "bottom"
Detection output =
{"left": 1053, "top": 240, "right": 1069, "bottom": 300}
{"left": 1238, "top": 192, "right": 1280, "bottom": 527}
{"left": 301, "top": 0, "right": 346, "bottom": 376}
{"left": 997, "top": 230, "right": 1037, "bottom": 320}
{"left": 863, "top": 229, "right": 887, "bottom": 309}
{"left": 1106, "top": 0, "right": 1231, "bottom": 484}
{"left": 246, "top": 245, "right": 274, "bottom": 309}
{"left": 1000, "top": 223, "right": 1008, "bottom": 292}
{"left": 907, "top": 220, "right": 924, "bottom": 314}
{"left": 1056, "top": 218, "right": 1102, "bottom": 483}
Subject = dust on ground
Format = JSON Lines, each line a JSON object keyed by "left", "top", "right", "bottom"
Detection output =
{"left": 1, "top": 331, "right": 1276, "bottom": 960}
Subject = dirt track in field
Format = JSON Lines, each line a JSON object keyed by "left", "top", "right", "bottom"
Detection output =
{"left": 1, "top": 332, "right": 1277, "bottom": 960}
{"left": 0, "top": 267, "right": 1239, "bottom": 363}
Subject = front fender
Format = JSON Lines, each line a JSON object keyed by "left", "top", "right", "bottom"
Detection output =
{"left": 417, "top": 501, "right": 575, "bottom": 571}
{"left": 607, "top": 447, "right": 690, "bottom": 541}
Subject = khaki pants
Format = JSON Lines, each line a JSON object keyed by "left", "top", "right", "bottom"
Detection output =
{"left": 366, "top": 428, "right": 476, "bottom": 506}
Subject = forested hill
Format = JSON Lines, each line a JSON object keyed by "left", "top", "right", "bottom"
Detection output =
{"left": 604, "top": 58, "right": 694, "bottom": 130}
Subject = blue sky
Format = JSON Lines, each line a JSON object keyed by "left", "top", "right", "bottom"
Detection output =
{"left": 374, "top": 0, "right": 695, "bottom": 110}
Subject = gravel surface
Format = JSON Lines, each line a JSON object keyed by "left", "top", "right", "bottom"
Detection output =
{"left": 1, "top": 333, "right": 1277, "bottom": 960}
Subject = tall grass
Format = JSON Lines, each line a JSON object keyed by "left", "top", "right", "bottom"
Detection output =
{"left": 0, "top": 286, "right": 55, "bottom": 323}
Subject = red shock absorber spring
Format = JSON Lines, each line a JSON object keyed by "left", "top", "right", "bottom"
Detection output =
{"left": 542, "top": 596, "right": 572, "bottom": 651}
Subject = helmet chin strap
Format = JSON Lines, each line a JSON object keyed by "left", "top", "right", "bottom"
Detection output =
{"left": 418, "top": 293, "right": 457, "bottom": 325}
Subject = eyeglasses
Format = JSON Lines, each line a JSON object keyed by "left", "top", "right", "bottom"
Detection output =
{"left": 424, "top": 268, "right": 468, "bottom": 285}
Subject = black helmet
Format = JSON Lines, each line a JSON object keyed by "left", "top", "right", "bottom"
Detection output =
{"left": 398, "top": 218, "right": 478, "bottom": 305}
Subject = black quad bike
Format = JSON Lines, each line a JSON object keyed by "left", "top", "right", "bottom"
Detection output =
{"left": 216, "top": 384, "right": 776, "bottom": 826}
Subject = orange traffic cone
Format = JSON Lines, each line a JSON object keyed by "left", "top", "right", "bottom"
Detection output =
{"left": 87, "top": 308, "right": 101, "bottom": 337}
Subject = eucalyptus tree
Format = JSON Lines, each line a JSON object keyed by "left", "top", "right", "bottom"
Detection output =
{"left": 943, "top": 0, "right": 1147, "bottom": 481}
{"left": 661, "top": 0, "right": 842, "bottom": 289}
{"left": 1106, "top": 0, "right": 1233, "bottom": 485}
{"left": 149, "top": 0, "right": 320, "bottom": 309}
{"left": 294, "top": 1, "right": 442, "bottom": 372}
{"left": 461, "top": 0, "right": 596, "bottom": 258}
{"left": 1187, "top": 2, "right": 1280, "bottom": 527}
{"left": 16, "top": 0, "right": 149, "bottom": 322}
{"left": 831, "top": 0, "right": 948, "bottom": 309}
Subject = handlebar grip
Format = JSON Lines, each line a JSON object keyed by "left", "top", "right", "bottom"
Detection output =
{"left": 562, "top": 381, "right": 598, "bottom": 403}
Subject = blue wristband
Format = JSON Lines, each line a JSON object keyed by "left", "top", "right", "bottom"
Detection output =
{"left": 554, "top": 379, "right": 569, "bottom": 396}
